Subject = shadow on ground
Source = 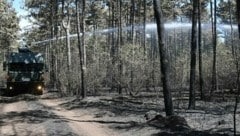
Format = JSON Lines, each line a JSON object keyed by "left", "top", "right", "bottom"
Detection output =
{"left": 0, "top": 94, "right": 39, "bottom": 103}
{"left": 58, "top": 96, "right": 238, "bottom": 136}
{"left": 0, "top": 110, "right": 66, "bottom": 125}
{"left": 60, "top": 96, "right": 164, "bottom": 116}
{"left": 151, "top": 131, "right": 234, "bottom": 136}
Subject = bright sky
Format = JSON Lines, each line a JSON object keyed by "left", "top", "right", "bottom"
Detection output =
{"left": 12, "top": 0, "right": 31, "bottom": 33}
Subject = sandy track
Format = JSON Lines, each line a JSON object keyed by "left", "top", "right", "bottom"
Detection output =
{"left": 39, "top": 99, "right": 118, "bottom": 136}
{"left": 0, "top": 97, "right": 118, "bottom": 136}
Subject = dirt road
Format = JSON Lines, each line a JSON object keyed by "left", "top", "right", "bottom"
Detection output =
{"left": 0, "top": 94, "right": 118, "bottom": 136}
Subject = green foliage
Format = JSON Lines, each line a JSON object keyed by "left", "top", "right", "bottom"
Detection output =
{"left": 0, "top": 0, "right": 19, "bottom": 49}
{"left": 161, "top": 0, "right": 209, "bottom": 22}
{"left": 216, "top": 44, "right": 237, "bottom": 88}
{"left": 217, "top": 0, "right": 237, "bottom": 24}
{"left": 118, "top": 44, "right": 159, "bottom": 93}
{"left": 24, "top": 0, "right": 52, "bottom": 42}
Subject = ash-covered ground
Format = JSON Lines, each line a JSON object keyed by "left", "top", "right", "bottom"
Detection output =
{"left": 0, "top": 90, "right": 239, "bottom": 136}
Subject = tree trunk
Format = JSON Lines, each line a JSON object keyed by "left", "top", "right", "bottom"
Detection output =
{"left": 189, "top": 0, "right": 198, "bottom": 109}
{"left": 106, "top": 1, "right": 112, "bottom": 89}
{"left": 228, "top": 1, "right": 235, "bottom": 57}
{"left": 110, "top": 1, "right": 116, "bottom": 91}
{"left": 76, "top": 0, "right": 85, "bottom": 99}
{"left": 118, "top": 0, "right": 123, "bottom": 95}
{"left": 143, "top": 0, "right": 150, "bottom": 92}
{"left": 130, "top": 0, "right": 135, "bottom": 94}
{"left": 80, "top": 0, "right": 86, "bottom": 98}
{"left": 237, "top": 0, "right": 240, "bottom": 38}
{"left": 54, "top": 0, "right": 59, "bottom": 91}
{"left": 211, "top": 0, "right": 217, "bottom": 96}
{"left": 50, "top": 0, "right": 57, "bottom": 89}
{"left": 62, "top": 2, "right": 72, "bottom": 94}
{"left": 153, "top": 0, "right": 174, "bottom": 116}
{"left": 234, "top": 0, "right": 240, "bottom": 135}
{"left": 143, "top": 0, "right": 147, "bottom": 53}
{"left": 198, "top": 0, "right": 204, "bottom": 100}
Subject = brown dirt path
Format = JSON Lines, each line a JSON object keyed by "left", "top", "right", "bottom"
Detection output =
{"left": 0, "top": 96, "right": 119, "bottom": 136}
{"left": 39, "top": 99, "right": 119, "bottom": 136}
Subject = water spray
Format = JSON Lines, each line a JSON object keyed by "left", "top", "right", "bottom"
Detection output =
{"left": 31, "top": 22, "right": 238, "bottom": 46}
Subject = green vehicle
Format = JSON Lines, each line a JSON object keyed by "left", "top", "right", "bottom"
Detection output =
{"left": 3, "top": 47, "right": 46, "bottom": 95}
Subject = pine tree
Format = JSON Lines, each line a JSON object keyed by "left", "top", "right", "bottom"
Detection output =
{"left": 153, "top": 0, "right": 174, "bottom": 116}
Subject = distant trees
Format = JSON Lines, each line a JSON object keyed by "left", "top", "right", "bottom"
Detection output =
{"left": 22, "top": 0, "right": 240, "bottom": 106}
{"left": 0, "top": 0, "right": 19, "bottom": 50}
{"left": 0, "top": 0, "right": 19, "bottom": 85}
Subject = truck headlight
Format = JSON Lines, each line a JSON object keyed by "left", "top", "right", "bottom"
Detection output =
{"left": 37, "top": 85, "right": 42, "bottom": 90}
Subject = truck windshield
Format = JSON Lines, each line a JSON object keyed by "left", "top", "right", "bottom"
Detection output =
{"left": 8, "top": 71, "right": 41, "bottom": 81}
{"left": 8, "top": 63, "right": 44, "bottom": 71}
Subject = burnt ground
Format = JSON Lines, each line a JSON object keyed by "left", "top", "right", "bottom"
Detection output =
{"left": 0, "top": 90, "right": 239, "bottom": 136}
{"left": 58, "top": 89, "right": 240, "bottom": 136}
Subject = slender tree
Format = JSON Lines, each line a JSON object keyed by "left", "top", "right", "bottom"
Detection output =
{"left": 228, "top": 1, "right": 235, "bottom": 57}
{"left": 237, "top": 0, "right": 240, "bottom": 38}
{"left": 81, "top": 0, "right": 86, "bottom": 98}
{"left": 153, "top": 0, "right": 174, "bottom": 116}
{"left": 189, "top": 0, "right": 198, "bottom": 109}
{"left": 130, "top": 0, "right": 135, "bottom": 94}
{"left": 143, "top": 0, "right": 147, "bottom": 53}
{"left": 110, "top": 1, "right": 116, "bottom": 92}
{"left": 117, "top": 0, "right": 123, "bottom": 94}
{"left": 234, "top": 0, "right": 240, "bottom": 135}
{"left": 50, "top": 0, "right": 58, "bottom": 90}
{"left": 76, "top": 0, "right": 85, "bottom": 98}
{"left": 61, "top": 1, "right": 72, "bottom": 93}
{"left": 211, "top": 0, "right": 217, "bottom": 95}
{"left": 198, "top": 0, "right": 204, "bottom": 100}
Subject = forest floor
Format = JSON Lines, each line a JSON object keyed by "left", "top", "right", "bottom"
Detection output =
{"left": 0, "top": 89, "right": 239, "bottom": 136}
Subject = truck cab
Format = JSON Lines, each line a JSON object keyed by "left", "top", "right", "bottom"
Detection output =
{"left": 3, "top": 47, "right": 45, "bottom": 95}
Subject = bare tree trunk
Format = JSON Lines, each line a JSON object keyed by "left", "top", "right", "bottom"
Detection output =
{"left": 106, "top": 1, "right": 112, "bottom": 89}
{"left": 62, "top": 2, "right": 72, "bottom": 94}
{"left": 110, "top": 1, "right": 116, "bottom": 91}
{"left": 54, "top": 0, "right": 60, "bottom": 91}
{"left": 234, "top": 1, "right": 240, "bottom": 135}
{"left": 50, "top": 0, "right": 57, "bottom": 89}
{"left": 80, "top": 0, "right": 86, "bottom": 98}
{"left": 76, "top": 0, "right": 85, "bottom": 99}
{"left": 237, "top": 0, "right": 240, "bottom": 39}
{"left": 198, "top": 0, "right": 204, "bottom": 100}
{"left": 189, "top": 0, "right": 198, "bottom": 109}
{"left": 118, "top": 0, "right": 123, "bottom": 95}
{"left": 153, "top": 0, "right": 174, "bottom": 116}
{"left": 130, "top": 0, "right": 135, "bottom": 94}
{"left": 143, "top": 0, "right": 146, "bottom": 53}
{"left": 228, "top": 1, "right": 235, "bottom": 57}
{"left": 210, "top": 0, "right": 214, "bottom": 36}
{"left": 143, "top": 0, "right": 150, "bottom": 92}
{"left": 211, "top": 0, "right": 217, "bottom": 96}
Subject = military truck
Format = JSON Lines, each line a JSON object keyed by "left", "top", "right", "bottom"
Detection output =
{"left": 3, "top": 47, "right": 46, "bottom": 95}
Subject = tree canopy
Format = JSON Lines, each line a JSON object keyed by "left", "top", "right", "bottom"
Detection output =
{"left": 0, "top": 0, "right": 19, "bottom": 50}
